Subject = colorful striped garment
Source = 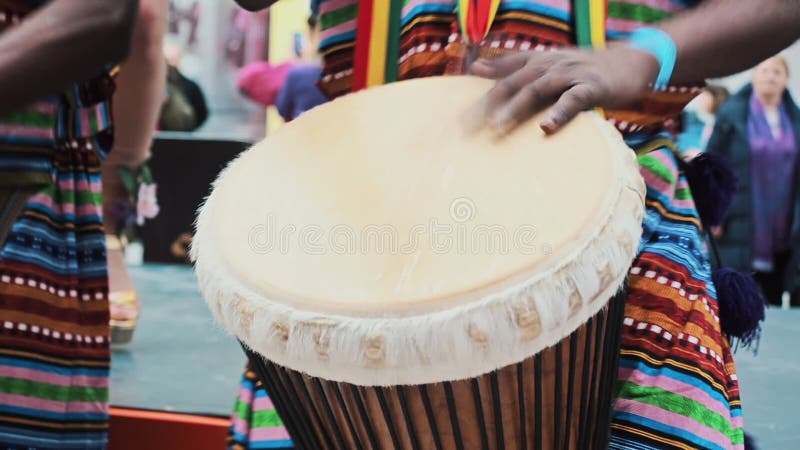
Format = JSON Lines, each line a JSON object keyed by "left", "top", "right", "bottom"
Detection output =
{"left": 235, "top": 1, "right": 745, "bottom": 449}
{"left": 0, "top": 3, "right": 115, "bottom": 449}
{"left": 316, "top": 0, "right": 703, "bottom": 132}
{"left": 228, "top": 365, "right": 293, "bottom": 450}
{"left": 611, "top": 141, "right": 744, "bottom": 450}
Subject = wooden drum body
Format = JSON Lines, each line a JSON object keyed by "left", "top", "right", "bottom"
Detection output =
{"left": 245, "top": 293, "right": 625, "bottom": 450}
{"left": 193, "top": 76, "right": 645, "bottom": 449}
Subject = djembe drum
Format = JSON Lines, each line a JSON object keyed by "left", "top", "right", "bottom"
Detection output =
{"left": 193, "top": 76, "right": 645, "bottom": 449}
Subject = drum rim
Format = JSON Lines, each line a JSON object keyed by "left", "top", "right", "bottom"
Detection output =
{"left": 192, "top": 84, "right": 646, "bottom": 386}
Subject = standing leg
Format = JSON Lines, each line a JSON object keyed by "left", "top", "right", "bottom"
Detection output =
{"left": 104, "top": 0, "right": 170, "bottom": 343}
{"left": 753, "top": 251, "right": 792, "bottom": 307}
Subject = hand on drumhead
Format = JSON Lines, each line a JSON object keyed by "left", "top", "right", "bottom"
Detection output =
{"left": 470, "top": 46, "right": 659, "bottom": 135}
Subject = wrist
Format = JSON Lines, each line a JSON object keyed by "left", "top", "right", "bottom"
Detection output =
{"left": 627, "top": 47, "right": 661, "bottom": 90}
{"left": 104, "top": 148, "right": 151, "bottom": 168}
{"left": 625, "top": 27, "right": 677, "bottom": 91}
{"left": 606, "top": 45, "right": 660, "bottom": 93}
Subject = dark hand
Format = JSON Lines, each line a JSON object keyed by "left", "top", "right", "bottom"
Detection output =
{"left": 470, "top": 46, "right": 659, "bottom": 135}
{"left": 233, "top": 0, "right": 278, "bottom": 11}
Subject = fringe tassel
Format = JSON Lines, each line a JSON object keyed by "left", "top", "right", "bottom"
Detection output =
{"left": 682, "top": 151, "right": 737, "bottom": 229}
{"left": 711, "top": 267, "right": 766, "bottom": 351}
{"left": 744, "top": 432, "right": 758, "bottom": 450}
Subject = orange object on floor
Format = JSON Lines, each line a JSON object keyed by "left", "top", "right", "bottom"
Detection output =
{"left": 109, "top": 407, "right": 229, "bottom": 450}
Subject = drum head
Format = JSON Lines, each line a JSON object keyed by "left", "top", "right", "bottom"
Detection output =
{"left": 194, "top": 76, "right": 645, "bottom": 385}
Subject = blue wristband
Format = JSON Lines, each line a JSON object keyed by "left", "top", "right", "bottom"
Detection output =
{"left": 627, "top": 27, "right": 677, "bottom": 91}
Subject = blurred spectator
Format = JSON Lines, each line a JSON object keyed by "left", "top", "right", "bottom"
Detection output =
{"left": 237, "top": 60, "right": 294, "bottom": 107}
{"left": 274, "top": 64, "right": 327, "bottom": 121}
{"left": 708, "top": 56, "right": 800, "bottom": 307}
{"left": 158, "top": 42, "right": 208, "bottom": 131}
{"left": 237, "top": 14, "right": 327, "bottom": 122}
{"left": 159, "top": 61, "right": 209, "bottom": 131}
{"left": 677, "top": 85, "right": 730, "bottom": 159}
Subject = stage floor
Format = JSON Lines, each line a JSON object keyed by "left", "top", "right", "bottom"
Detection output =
{"left": 110, "top": 264, "right": 244, "bottom": 417}
{"left": 111, "top": 263, "right": 800, "bottom": 449}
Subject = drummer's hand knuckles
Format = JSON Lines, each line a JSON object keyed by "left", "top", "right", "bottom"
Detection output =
{"left": 493, "top": 76, "right": 556, "bottom": 133}
{"left": 489, "top": 76, "right": 523, "bottom": 107}
{"left": 541, "top": 83, "right": 599, "bottom": 133}
{"left": 472, "top": 53, "right": 527, "bottom": 79}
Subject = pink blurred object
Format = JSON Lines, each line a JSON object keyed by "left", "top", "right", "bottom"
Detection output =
{"left": 136, "top": 183, "right": 160, "bottom": 226}
{"left": 237, "top": 61, "right": 294, "bottom": 106}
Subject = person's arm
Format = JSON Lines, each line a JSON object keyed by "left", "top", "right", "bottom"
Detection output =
{"left": 110, "top": 0, "right": 168, "bottom": 168}
{"left": 233, "top": 0, "right": 279, "bottom": 12}
{"left": 472, "top": 0, "right": 800, "bottom": 134}
{"left": 666, "top": 0, "right": 800, "bottom": 84}
{"left": 703, "top": 109, "right": 736, "bottom": 238}
{"left": 103, "top": 0, "right": 168, "bottom": 236}
{"left": 705, "top": 113, "right": 734, "bottom": 159}
{"left": 275, "top": 71, "right": 296, "bottom": 122}
{"left": 0, "top": 0, "right": 139, "bottom": 117}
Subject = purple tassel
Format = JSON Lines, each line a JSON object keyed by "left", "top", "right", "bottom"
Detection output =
{"left": 684, "top": 152, "right": 738, "bottom": 229}
{"left": 712, "top": 268, "right": 766, "bottom": 350}
{"left": 744, "top": 433, "right": 758, "bottom": 449}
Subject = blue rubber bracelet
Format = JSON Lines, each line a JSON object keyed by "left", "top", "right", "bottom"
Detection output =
{"left": 627, "top": 27, "right": 677, "bottom": 91}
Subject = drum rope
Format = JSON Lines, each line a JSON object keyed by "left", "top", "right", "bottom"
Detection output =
{"left": 417, "top": 385, "right": 444, "bottom": 450}
{"left": 589, "top": 300, "right": 608, "bottom": 447}
{"left": 351, "top": 384, "right": 381, "bottom": 449}
{"left": 554, "top": 343, "right": 564, "bottom": 449}
{"left": 490, "top": 371, "right": 506, "bottom": 450}
{"left": 534, "top": 353, "right": 543, "bottom": 450}
{"left": 397, "top": 386, "right": 422, "bottom": 450}
{"left": 313, "top": 378, "right": 349, "bottom": 449}
{"left": 597, "top": 292, "right": 627, "bottom": 447}
{"left": 330, "top": 383, "right": 364, "bottom": 450}
{"left": 375, "top": 388, "right": 403, "bottom": 449}
{"left": 563, "top": 332, "right": 579, "bottom": 449}
{"left": 444, "top": 383, "right": 465, "bottom": 449}
{"left": 516, "top": 363, "right": 528, "bottom": 450}
{"left": 577, "top": 317, "right": 595, "bottom": 450}
{"left": 470, "top": 378, "right": 491, "bottom": 449}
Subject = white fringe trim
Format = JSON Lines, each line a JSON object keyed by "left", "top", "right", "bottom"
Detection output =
{"left": 192, "top": 113, "right": 645, "bottom": 387}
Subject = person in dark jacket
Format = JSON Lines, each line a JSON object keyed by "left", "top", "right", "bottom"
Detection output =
{"left": 707, "top": 56, "right": 800, "bottom": 306}
{"left": 676, "top": 85, "right": 730, "bottom": 159}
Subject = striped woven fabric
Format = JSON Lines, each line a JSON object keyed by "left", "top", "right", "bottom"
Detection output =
{"left": 0, "top": 2, "right": 115, "bottom": 449}
{"left": 227, "top": 364, "right": 293, "bottom": 450}
{"left": 316, "top": 0, "right": 703, "bottom": 133}
{"left": 0, "top": 100, "right": 59, "bottom": 189}
{"left": 609, "top": 144, "right": 744, "bottom": 450}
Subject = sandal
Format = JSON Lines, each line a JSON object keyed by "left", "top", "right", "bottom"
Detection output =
{"left": 107, "top": 234, "right": 140, "bottom": 344}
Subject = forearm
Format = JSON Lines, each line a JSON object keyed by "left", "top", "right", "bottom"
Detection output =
{"left": 233, "top": 0, "right": 279, "bottom": 12}
{"left": 109, "top": 0, "right": 169, "bottom": 167}
{"left": 104, "top": 0, "right": 168, "bottom": 233}
{"left": 659, "top": 0, "right": 800, "bottom": 84}
{"left": 0, "top": 0, "right": 138, "bottom": 117}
